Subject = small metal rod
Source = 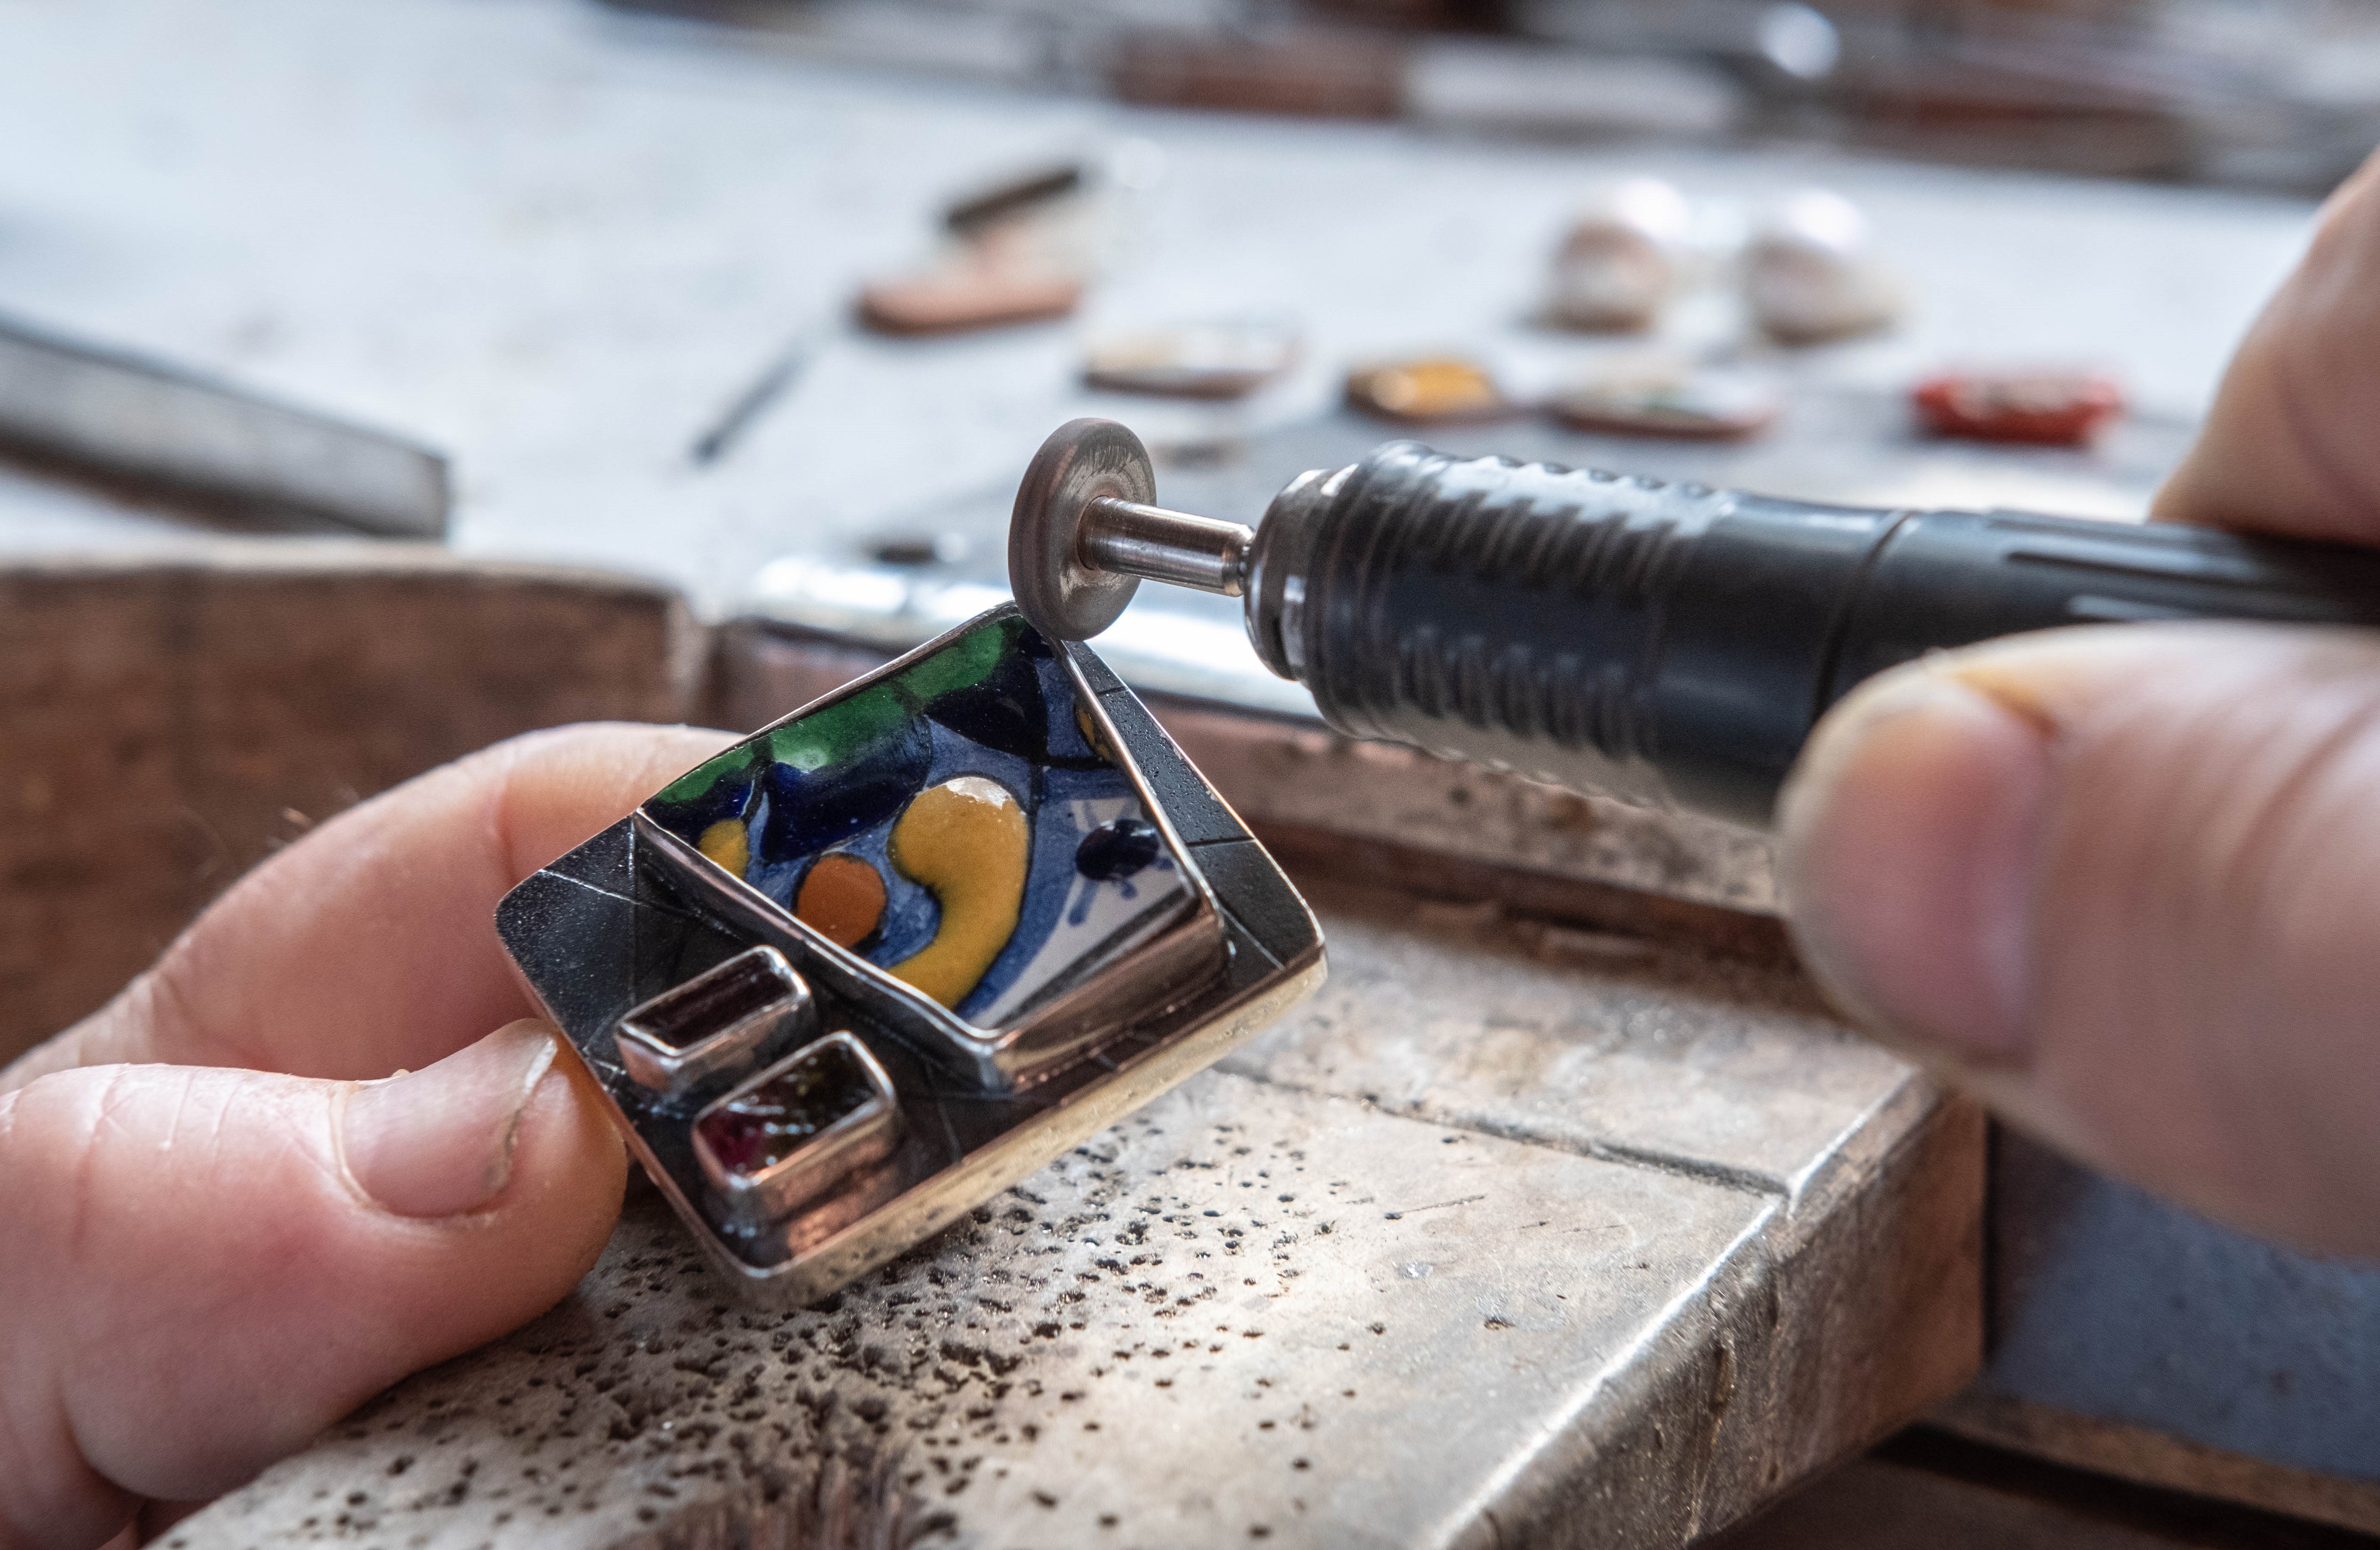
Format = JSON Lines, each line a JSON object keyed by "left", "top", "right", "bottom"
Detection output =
{"left": 1078, "top": 497, "right": 1253, "bottom": 597}
{"left": 688, "top": 330, "right": 818, "bottom": 467}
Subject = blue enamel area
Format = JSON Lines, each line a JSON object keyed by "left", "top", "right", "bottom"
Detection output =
{"left": 643, "top": 612, "right": 1192, "bottom": 1028}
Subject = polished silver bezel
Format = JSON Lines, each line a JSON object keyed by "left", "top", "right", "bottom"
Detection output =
{"left": 496, "top": 603, "right": 1327, "bottom": 1300}
{"left": 614, "top": 944, "right": 814, "bottom": 1099}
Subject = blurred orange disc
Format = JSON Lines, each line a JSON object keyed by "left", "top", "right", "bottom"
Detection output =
{"left": 1345, "top": 357, "right": 1515, "bottom": 425}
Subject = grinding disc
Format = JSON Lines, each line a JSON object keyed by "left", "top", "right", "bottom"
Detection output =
{"left": 1007, "top": 417, "right": 1155, "bottom": 641}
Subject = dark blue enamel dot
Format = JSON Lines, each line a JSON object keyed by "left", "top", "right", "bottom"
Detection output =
{"left": 1075, "top": 817, "right": 1161, "bottom": 881}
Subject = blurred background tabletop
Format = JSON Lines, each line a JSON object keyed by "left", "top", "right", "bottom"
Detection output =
{"left": 0, "top": 0, "right": 2320, "bottom": 620}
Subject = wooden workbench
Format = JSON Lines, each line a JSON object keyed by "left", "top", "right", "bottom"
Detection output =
{"left": 0, "top": 555, "right": 1975, "bottom": 1546}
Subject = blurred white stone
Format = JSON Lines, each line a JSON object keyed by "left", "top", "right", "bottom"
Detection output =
{"left": 1547, "top": 177, "right": 1693, "bottom": 331}
{"left": 1744, "top": 187, "right": 1905, "bottom": 344}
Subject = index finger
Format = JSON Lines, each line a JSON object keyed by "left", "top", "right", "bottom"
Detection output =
{"left": 0, "top": 722, "right": 736, "bottom": 1092}
{"left": 2154, "top": 151, "right": 2380, "bottom": 543}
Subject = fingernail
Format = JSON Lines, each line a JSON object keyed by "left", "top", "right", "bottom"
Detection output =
{"left": 1778, "top": 667, "right": 2051, "bottom": 1064}
{"left": 342, "top": 1020, "right": 560, "bottom": 1217}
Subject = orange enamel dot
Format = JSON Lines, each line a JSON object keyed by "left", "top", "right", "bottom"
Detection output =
{"left": 796, "top": 852, "right": 888, "bottom": 949}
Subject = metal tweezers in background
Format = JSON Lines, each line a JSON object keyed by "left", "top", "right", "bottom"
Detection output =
{"left": 0, "top": 313, "right": 449, "bottom": 539}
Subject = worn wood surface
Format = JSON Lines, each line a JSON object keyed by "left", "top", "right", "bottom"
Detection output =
{"left": 1936, "top": 1393, "right": 2380, "bottom": 1538}
{"left": 1711, "top": 1431, "right": 2380, "bottom": 1550}
{"left": 185, "top": 874, "right": 1979, "bottom": 1549}
{"left": 0, "top": 547, "right": 704, "bottom": 1062}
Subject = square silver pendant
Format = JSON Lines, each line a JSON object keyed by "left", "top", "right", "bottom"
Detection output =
{"left": 495, "top": 604, "right": 1326, "bottom": 1300}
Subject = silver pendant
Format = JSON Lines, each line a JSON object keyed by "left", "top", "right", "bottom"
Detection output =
{"left": 496, "top": 604, "right": 1325, "bottom": 1300}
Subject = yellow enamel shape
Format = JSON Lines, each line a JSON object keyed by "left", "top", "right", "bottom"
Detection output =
{"left": 697, "top": 818, "right": 750, "bottom": 878}
{"left": 887, "top": 776, "right": 1029, "bottom": 1009}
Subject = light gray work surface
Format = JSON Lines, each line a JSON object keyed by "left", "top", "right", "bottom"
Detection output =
{"left": 0, "top": 0, "right": 2321, "bottom": 630}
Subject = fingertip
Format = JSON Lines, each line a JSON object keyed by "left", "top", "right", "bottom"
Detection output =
{"left": 1783, "top": 624, "right": 2380, "bottom": 1257}
{"left": 367, "top": 1025, "right": 628, "bottom": 1358}
{"left": 342, "top": 1020, "right": 559, "bottom": 1218}
{"left": 481, "top": 722, "right": 741, "bottom": 883}
{"left": 2153, "top": 149, "right": 2380, "bottom": 544}
{"left": 500, "top": 1031, "right": 630, "bottom": 1275}
{"left": 1779, "top": 660, "right": 2052, "bottom": 1066}
{"left": 1, "top": 1042, "right": 633, "bottom": 1511}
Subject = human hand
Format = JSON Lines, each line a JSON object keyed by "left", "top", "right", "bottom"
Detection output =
{"left": 0, "top": 723, "right": 733, "bottom": 1549}
{"left": 1777, "top": 153, "right": 2380, "bottom": 1260}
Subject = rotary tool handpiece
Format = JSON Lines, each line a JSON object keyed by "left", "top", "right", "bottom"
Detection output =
{"left": 1009, "top": 419, "right": 2380, "bottom": 829}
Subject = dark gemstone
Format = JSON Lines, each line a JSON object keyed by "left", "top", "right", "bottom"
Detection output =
{"left": 870, "top": 533, "right": 966, "bottom": 567}
{"left": 628, "top": 949, "right": 795, "bottom": 1053}
{"left": 1075, "top": 817, "right": 1161, "bottom": 881}
{"left": 698, "top": 1041, "right": 880, "bottom": 1178}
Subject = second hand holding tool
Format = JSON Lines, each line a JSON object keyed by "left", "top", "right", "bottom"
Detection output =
{"left": 1009, "top": 418, "right": 2380, "bottom": 828}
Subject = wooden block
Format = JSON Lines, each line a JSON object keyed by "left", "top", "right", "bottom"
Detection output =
{"left": 0, "top": 547, "right": 704, "bottom": 1062}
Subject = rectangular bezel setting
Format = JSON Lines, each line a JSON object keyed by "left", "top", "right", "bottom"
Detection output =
{"left": 495, "top": 604, "right": 1325, "bottom": 1298}
{"left": 615, "top": 945, "right": 813, "bottom": 1098}
{"left": 693, "top": 1032, "right": 901, "bottom": 1233}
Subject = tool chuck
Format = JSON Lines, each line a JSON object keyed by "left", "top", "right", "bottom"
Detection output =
{"left": 1009, "top": 417, "right": 2380, "bottom": 828}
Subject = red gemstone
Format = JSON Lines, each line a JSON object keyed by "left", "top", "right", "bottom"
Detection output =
{"left": 695, "top": 1047, "right": 874, "bottom": 1179}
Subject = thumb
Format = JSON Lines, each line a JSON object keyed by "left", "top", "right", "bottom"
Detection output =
{"left": 2153, "top": 149, "right": 2380, "bottom": 543}
{"left": 0, "top": 1020, "right": 626, "bottom": 1546}
{"left": 1777, "top": 622, "right": 2380, "bottom": 1260}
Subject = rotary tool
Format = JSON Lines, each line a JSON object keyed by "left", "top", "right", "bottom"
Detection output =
{"left": 1009, "top": 417, "right": 2380, "bottom": 828}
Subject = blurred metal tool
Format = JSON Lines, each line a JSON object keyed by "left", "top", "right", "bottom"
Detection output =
{"left": 690, "top": 333, "right": 819, "bottom": 466}
{"left": 0, "top": 314, "right": 449, "bottom": 537}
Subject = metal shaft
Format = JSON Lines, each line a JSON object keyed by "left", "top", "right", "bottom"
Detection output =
{"left": 1079, "top": 497, "right": 1253, "bottom": 597}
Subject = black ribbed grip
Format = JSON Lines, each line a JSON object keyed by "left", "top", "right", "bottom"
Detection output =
{"left": 1246, "top": 442, "right": 2380, "bottom": 827}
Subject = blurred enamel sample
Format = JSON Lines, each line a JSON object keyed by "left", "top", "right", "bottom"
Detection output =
{"left": 857, "top": 257, "right": 1082, "bottom": 336}
{"left": 1550, "top": 364, "right": 1778, "bottom": 440}
{"left": 1913, "top": 370, "right": 2125, "bottom": 446}
{"left": 1084, "top": 320, "right": 1299, "bottom": 399}
{"left": 1744, "top": 188, "right": 1902, "bottom": 345}
{"left": 1345, "top": 356, "right": 1514, "bottom": 425}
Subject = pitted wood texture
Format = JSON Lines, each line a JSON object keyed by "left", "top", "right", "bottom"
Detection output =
{"left": 182, "top": 878, "right": 1979, "bottom": 1549}
{"left": 0, "top": 548, "right": 704, "bottom": 1060}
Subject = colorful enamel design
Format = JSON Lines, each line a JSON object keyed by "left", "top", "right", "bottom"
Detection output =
{"left": 495, "top": 604, "right": 1325, "bottom": 1298}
